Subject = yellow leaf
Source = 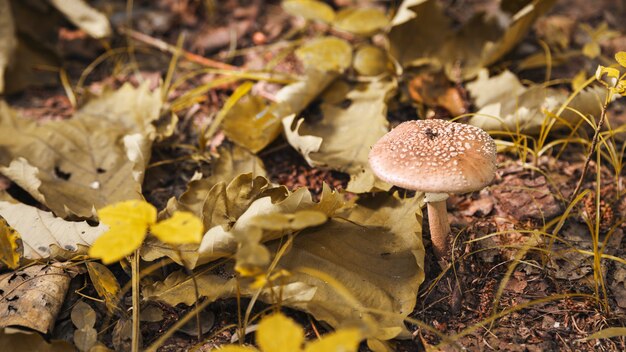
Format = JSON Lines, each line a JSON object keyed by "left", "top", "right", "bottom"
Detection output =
{"left": 0, "top": 216, "right": 21, "bottom": 269}
{"left": 257, "top": 313, "right": 304, "bottom": 352}
{"left": 212, "top": 346, "right": 259, "bottom": 352}
{"left": 98, "top": 200, "right": 157, "bottom": 229}
{"left": 86, "top": 262, "right": 121, "bottom": 313}
{"left": 150, "top": 212, "right": 203, "bottom": 244}
{"left": 616, "top": 52, "right": 626, "bottom": 68}
{"left": 89, "top": 200, "right": 156, "bottom": 263}
{"left": 88, "top": 226, "right": 146, "bottom": 264}
{"left": 583, "top": 42, "right": 600, "bottom": 59}
{"left": 304, "top": 328, "right": 361, "bottom": 352}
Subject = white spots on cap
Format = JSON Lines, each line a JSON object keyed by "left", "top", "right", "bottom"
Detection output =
{"left": 368, "top": 119, "right": 497, "bottom": 193}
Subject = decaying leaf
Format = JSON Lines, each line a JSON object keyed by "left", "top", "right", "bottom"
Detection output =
{"left": 282, "top": 0, "right": 335, "bottom": 23}
{"left": 145, "top": 192, "right": 425, "bottom": 341}
{"left": 0, "top": 83, "right": 162, "bottom": 218}
{"left": 467, "top": 69, "right": 606, "bottom": 134}
{"left": 0, "top": 264, "right": 70, "bottom": 334}
{"left": 86, "top": 262, "right": 121, "bottom": 313}
{"left": 0, "top": 215, "right": 21, "bottom": 269}
{"left": 389, "top": 0, "right": 556, "bottom": 79}
{"left": 0, "top": 200, "right": 106, "bottom": 260}
{"left": 0, "top": 328, "right": 74, "bottom": 352}
{"left": 283, "top": 78, "right": 396, "bottom": 193}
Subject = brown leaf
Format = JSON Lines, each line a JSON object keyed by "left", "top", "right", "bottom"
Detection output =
{"left": 0, "top": 264, "right": 70, "bottom": 333}
{"left": 86, "top": 262, "right": 121, "bottom": 313}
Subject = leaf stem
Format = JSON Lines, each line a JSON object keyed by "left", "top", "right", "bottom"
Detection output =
{"left": 131, "top": 250, "right": 141, "bottom": 352}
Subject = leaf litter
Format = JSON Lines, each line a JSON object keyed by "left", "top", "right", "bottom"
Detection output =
{"left": 1, "top": 0, "right": 626, "bottom": 351}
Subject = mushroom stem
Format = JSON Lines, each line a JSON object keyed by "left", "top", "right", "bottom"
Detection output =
{"left": 425, "top": 193, "right": 451, "bottom": 267}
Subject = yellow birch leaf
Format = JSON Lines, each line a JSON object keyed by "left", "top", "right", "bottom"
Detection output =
{"left": 150, "top": 212, "right": 203, "bottom": 245}
{"left": 304, "top": 328, "right": 361, "bottom": 352}
{"left": 0, "top": 216, "right": 21, "bottom": 269}
{"left": 89, "top": 200, "right": 156, "bottom": 263}
{"left": 88, "top": 226, "right": 146, "bottom": 264}
{"left": 616, "top": 52, "right": 626, "bottom": 68}
{"left": 257, "top": 313, "right": 304, "bottom": 352}
{"left": 98, "top": 200, "right": 157, "bottom": 229}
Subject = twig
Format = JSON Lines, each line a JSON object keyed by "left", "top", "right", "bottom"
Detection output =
{"left": 118, "top": 27, "right": 239, "bottom": 71}
{"left": 568, "top": 91, "right": 612, "bottom": 204}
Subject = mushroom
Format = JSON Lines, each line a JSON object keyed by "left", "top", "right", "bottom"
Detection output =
{"left": 369, "top": 119, "right": 497, "bottom": 267}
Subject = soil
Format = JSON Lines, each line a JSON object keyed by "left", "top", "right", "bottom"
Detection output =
{"left": 4, "top": 0, "right": 626, "bottom": 351}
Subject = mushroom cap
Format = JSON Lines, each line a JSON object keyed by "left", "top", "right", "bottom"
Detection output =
{"left": 369, "top": 119, "right": 497, "bottom": 194}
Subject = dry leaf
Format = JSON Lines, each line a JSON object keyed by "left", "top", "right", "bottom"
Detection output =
{"left": 467, "top": 69, "right": 606, "bottom": 134}
{"left": 145, "top": 192, "right": 424, "bottom": 341}
{"left": 282, "top": 0, "right": 335, "bottom": 23}
{"left": 0, "top": 83, "right": 162, "bottom": 218}
{"left": 0, "top": 200, "right": 106, "bottom": 260}
{"left": 86, "top": 262, "right": 121, "bottom": 313}
{"left": 0, "top": 215, "right": 21, "bottom": 269}
{"left": 0, "top": 328, "right": 74, "bottom": 352}
{"left": 0, "top": 264, "right": 70, "bottom": 334}
{"left": 49, "top": 0, "right": 111, "bottom": 38}
{"left": 71, "top": 301, "right": 97, "bottom": 352}
{"left": 283, "top": 79, "right": 396, "bottom": 193}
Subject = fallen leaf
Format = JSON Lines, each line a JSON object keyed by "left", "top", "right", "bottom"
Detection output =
{"left": 0, "top": 83, "right": 162, "bottom": 218}
{"left": 282, "top": 0, "right": 335, "bottom": 23}
{"left": 86, "top": 262, "right": 121, "bottom": 313}
{"left": 0, "top": 264, "right": 70, "bottom": 334}
{"left": 389, "top": 0, "right": 556, "bottom": 79}
{"left": 222, "top": 93, "right": 283, "bottom": 153}
{"left": 179, "top": 310, "right": 215, "bottom": 336}
{"left": 333, "top": 7, "right": 389, "bottom": 36}
{"left": 0, "top": 200, "right": 105, "bottom": 260}
{"left": 0, "top": 328, "right": 74, "bottom": 352}
{"left": 49, "top": 0, "right": 111, "bottom": 38}
{"left": 71, "top": 301, "right": 97, "bottom": 352}
{"left": 353, "top": 45, "right": 391, "bottom": 77}
{"left": 146, "top": 192, "right": 424, "bottom": 341}
{"left": 0, "top": 215, "right": 21, "bottom": 269}
{"left": 283, "top": 79, "right": 396, "bottom": 193}
{"left": 467, "top": 69, "right": 606, "bottom": 134}
{"left": 295, "top": 37, "right": 353, "bottom": 73}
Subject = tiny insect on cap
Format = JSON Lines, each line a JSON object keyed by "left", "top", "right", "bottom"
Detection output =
{"left": 369, "top": 119, "right": 497, "bottom": 194}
